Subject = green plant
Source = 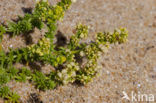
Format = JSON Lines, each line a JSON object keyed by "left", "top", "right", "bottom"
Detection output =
{"left": 0, "top": 0, "right": 128, "bottom": 102}
{"left": 6, "top": 92, "right": 20, "bottom": 103}
{"left": 0, "top": 86, "right": 10, "bottom": 98}
{"left": 0, "top": 86, "right": 20, "bottom": 103}
{"left": 7, "top": 20, "right": 32, "bottom": 36}
{"left": 0, "top": 68, "right": 10, "bottom": 85}
{"left": 32, "top": 70, "right": 56, "bottom": 91}
{"left": 7, "top": 67, "right": 18, "bottom": 80}
{"left": 76, "top": 28, "right": 128, "bottom": 84}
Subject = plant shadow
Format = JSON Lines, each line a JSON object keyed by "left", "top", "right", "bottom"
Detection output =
{"left": 27, "top": 93, "right": 43, "bottom": 103}
{"left": 22, "top": 7, "right": 33, "bottom": 14}
{"left": 55, "top": 30, "right": 67, "bottom": 50}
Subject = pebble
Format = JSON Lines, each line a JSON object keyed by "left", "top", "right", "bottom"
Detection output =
{"left": 137, "top": 84, "right": 141, "bottom": 88}
{"left": 9, "top": 44, "right": 13, "bottom": 48}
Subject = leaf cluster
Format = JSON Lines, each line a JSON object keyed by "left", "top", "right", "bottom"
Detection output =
{"left": 0, "top": 86, "right": 20, "bottom": 103}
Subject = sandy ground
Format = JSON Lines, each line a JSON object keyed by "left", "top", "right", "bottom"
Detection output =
{"left": 0, "top": 0, "right": 156, "bottom": 103}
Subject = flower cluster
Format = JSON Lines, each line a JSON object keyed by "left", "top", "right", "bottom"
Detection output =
{"left": 69, "top": 24, "right": 89, "bottom": 49}
{"left": 75, "top": 28, "right": 128, "bottom": 84}
{"left": 96, "top": 28, "right": 128, "bottom": 44}
{"left": 76, "top": 43, "right": 100, "bottom": 84}
{"left": 76, "top": 60, "right": 100, "bottom": 84}
{"left": 57, "top": 0, "right": 72, "bottom": 11}
{"left": 56, "top": 62, "right": 80, "bottom": 85}
{"left": 28, "top": 37, "right": 50, "bottom": 56}
{"left": 84, "top": 43, "right": 99, "bottom": 60}
{"left": 35, "top": 0, "right": 71, "bottom": 23}
{"left": 76, "top": 24, "right": 89, "bottom": 39}
{"left": 34, "top": 0, "right": 51, "bottom": 22}
{"left": 51, "top": 5, "right": 64, "bottom": 21}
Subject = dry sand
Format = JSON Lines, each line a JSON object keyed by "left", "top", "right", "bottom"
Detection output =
{"left": 0, "top": 0, "right": 156, "bottom": 103}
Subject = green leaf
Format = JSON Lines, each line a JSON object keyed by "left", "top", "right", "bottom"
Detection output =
{"left": 0, "top": 25, "right": 6, "bottom": 43}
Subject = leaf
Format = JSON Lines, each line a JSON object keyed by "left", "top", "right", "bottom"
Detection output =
{"left": 0, "top": 25, "right": 6, "bottom": 43}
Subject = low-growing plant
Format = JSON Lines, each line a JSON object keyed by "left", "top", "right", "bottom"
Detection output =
{"left": 32, "top": 70, "right": 56, "bottom": 90}
{"left": 0, "top": 86, "right": 10, "bottom": 98}
{"left": 0, "top": 0, "right": 128, "bottom": 102}
{"left": 0, "top": 86, "right": 20, "bottom": 103}
{"left": 6, "top": 92, "right": 20, "bottom": 103}
{"left": 0, "top": 68, "right": 10, "bottom": 85}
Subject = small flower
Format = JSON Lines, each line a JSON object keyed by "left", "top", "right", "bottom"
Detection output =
{"left": 58, "top": 72, "right": 62, "bottom": 78}
{"left": 63, "top": 80, "right": 68, "bottom": 85}
{"left": 71, "top": 0, "right": 77, "bottom": 3}
{"left": 97, "top": 51, "right": 102, "bottom": 57}
{"left": 75, "top": 66, "right": 80, "bottom": 70}
{"left": 62, "top": 69, "right": 67, "bottom": 74}
{"left": 64, "top": 74, "right": 68, "bottom": 80}
{"left": 80, "top": 51, "right": 85, "bottom": 57}
{"left": 71, "top": 71, "right": 76, "bottom": 76}
{"left": 99, "top": 44, "right": 108, "bottom": 53}
{"left": 80, "top": 33, "right": 84, "bottom": 38}
{"left": 67, "top": 64, "right": 72, "bottom": 68}
{"left": 65, "top": 49, "right": 70, "bottom": 53}
{"left": 70, "top": 62, "right": 75, "bottom": 66}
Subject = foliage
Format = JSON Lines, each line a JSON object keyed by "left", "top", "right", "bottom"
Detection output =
{"left": 0, "top": 86, "right": 20, "bottom": 103}
{"left": 6, "top": 92, "right": 20, "bottom": 103}
{"left": 7, "top": 20, "right": 32, "bottom": 35}
{"left": 32, "top": 70, "right": 56, "bottom": 91}
{"left": 0, "top": 86, "right": 10, "bottom": 98}
{"left": 0, "top": 0, "right": 128, "bottom": 102}
{"left": 0, "top": 68, "right": 10, "bottom": 85}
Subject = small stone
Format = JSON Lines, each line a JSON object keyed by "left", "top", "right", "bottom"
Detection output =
{"left": 9, "top": 44, "right": 13, "bottom": 48}
{"left": 137, "top": 84, "right": 141, "bottom": 88}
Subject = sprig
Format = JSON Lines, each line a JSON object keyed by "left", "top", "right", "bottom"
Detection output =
{"left": 32, "top": 70, "right": 56, "bottom": 91}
